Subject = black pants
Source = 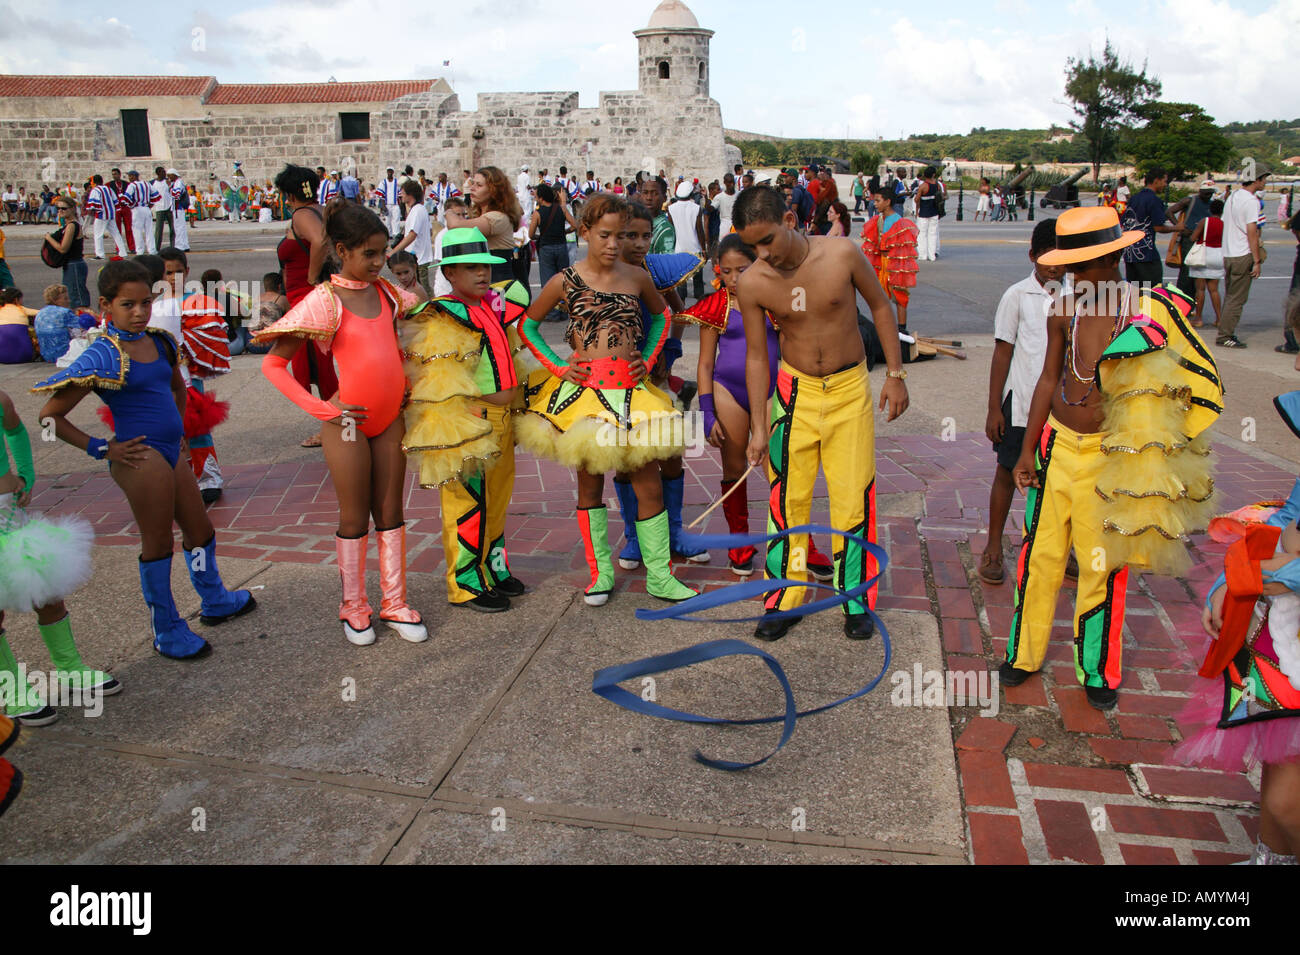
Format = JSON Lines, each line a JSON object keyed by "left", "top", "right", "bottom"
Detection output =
{"left": 1125, "top": 259, "right": 1163, "bottom": 289}
{"left": 1175, "top": 236, "right": 1196, "bottom": 299}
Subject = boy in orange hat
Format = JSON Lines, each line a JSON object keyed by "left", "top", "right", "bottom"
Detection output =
{"left": 1003, "top": 206, "right": 1222, "bottom": 710}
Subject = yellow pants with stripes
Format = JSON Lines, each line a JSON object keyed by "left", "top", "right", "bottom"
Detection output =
{"left": 765, "top": 359, "right": 877, "bottom": 615}
{"left": 440, "top": 404, "right": 515, "bottom": 604}
{"left": 1007, "top": 415, "right": 1129, "bottom": 689}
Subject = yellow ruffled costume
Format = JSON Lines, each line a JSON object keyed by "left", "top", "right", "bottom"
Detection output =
{"left": 516, "top": 370, "right": 684, "bottom": 475}
{"left": 401, "top": 304, "right": 500, "bottom": 488}
{"left": 1096, "top": 285, "right": 1224, "bottom": 575}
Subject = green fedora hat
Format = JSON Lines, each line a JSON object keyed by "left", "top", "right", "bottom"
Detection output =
{"left": 438, "top": 227, "right": 506, "bottom": 266}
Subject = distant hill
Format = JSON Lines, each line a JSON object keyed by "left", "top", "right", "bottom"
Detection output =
{"left": 727, "top": 119, "right": 1300, "bottom": 173}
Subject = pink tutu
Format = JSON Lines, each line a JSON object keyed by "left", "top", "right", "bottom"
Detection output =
{"left": 1175, "top": 636, "right": 1300, "bottom": 772}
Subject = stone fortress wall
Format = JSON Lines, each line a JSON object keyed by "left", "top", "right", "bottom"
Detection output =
{"left": 0, "top": 1, "right": 731, "bottom": 192}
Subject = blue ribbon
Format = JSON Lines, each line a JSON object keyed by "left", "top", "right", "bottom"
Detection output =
{"left": 592, "top": 524, "right": 892, "bottom": 770}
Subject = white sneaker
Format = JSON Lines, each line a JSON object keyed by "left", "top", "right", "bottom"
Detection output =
{"left": 384, "top": 618, "right": 428, "bottom": 643}
{"left": 584, "top": 592, "right": 609, "bottom": 607}
{"left": 343, "top": 620, "right": 376, "bottom": 646}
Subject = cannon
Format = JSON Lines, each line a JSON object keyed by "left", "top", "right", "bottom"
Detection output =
{"left": 1040, "top": 167, "right": 1088, "bottom": 209}
{"left": 1003, "top": 165, "right": 1034, "bottom": 209}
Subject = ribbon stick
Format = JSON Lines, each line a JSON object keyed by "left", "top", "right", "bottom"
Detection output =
{"left": 593, "top": 524, "right": 892, "bottom": 770}
{"left": 687, "top": 463, "right": 755, "bottom": 529}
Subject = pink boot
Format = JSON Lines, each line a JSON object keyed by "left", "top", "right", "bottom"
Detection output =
{"left": 375, "top": 524, "right": 427, "bottom": 643}
{"left": 336, "top": 534, "right": 376, "bottom": 646}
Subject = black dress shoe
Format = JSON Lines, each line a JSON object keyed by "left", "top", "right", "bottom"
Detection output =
{"left": 1085, "top": 685, "right": 1118, "bottom": 710}
{"left": 200, "top": 487, "right": 222, "bottom": 505}
{"left": 754, "top": 611, "right": 801, "bottom": 642}
{"left": 492, "top": 576, "right": 526, "bottom": 597}
{"left": 844, "top": 614, "right": 875, "bottom": 640}
{"left": 998, "top": 661, "right": 1035, "bottom": 686}
{"left": 200, "top": 594, "right": 258, "bottom": 626}
{"left": 462, "top": 591, "right": 510, "bottom": 613}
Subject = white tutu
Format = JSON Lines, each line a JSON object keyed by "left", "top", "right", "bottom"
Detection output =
{"left": 0, "top": 494, "right": 95, "bottom": 612}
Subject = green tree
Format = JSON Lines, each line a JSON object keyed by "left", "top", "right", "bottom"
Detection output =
{"left": 1064, "top": 40, "right": 1162, "bottom": 182}
{"left": 849, "top": 147, "right": 882, "bottom": 175}
{"left": 1123, "top": 102, "right": 1235, "bottom": 181}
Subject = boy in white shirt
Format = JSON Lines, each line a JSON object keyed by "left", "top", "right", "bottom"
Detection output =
{"left": 980, "top": 219, "right": 1069, "bottom": 584}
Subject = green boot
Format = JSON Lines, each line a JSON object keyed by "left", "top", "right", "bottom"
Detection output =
{"left": 637, "top": 509, "right": 699, "bottom": 602}
{"left": 39, "top": 615, "right": 121, "bottom": 698}
{"left": 577, "top": 506, "right": 615, "bottom": 606}
{"left": 0, "top": 631, "right": 55, "bottom": 724}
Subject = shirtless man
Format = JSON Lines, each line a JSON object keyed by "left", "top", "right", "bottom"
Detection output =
{"left": 1005, "top": 206, "right": 1149, "bottom": 711}
{"left": 734, "top": 185, "right": 909, "bottom": 641}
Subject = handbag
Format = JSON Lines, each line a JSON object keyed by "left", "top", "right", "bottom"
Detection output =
{"left": 1164, "top": 213, "right": 1186, "bottom": 267}
{"left": 1184, "top": 241, "right": 1209, "bottom": 268}
{"left": 41, "top": 226, "right": 68, "bottom": 268}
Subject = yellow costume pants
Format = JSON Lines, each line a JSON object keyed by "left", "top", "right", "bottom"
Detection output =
{"left": 440, "top": 404, "right": 516, "bottom": 603}
{"left": 1007, "top": 416, "right": 1129, "bottom": 689}
{"left": 765, "top": 360, "right": 877, "bottom": 615}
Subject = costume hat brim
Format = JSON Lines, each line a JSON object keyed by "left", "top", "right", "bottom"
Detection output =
{"left": 1037, "top": 226, "right": 1145, "bottom": 266}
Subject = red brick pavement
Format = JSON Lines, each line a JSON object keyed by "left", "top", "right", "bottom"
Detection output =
{"left": 30, "top": 431, "right": 1283, "bottom": 865}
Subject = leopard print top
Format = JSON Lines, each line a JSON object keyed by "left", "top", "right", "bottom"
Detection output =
{"left": 562, "top": 267, "right": 643, "bottom": 354}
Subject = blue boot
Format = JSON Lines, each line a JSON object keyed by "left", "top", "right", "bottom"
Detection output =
{"left": 185, "top": 535, "right": 256, "bottom": 626}
{"left": 140, "top": 554, "right": 210, "bottom": 659}
{"left": 662, "top": 474, "right": 710, "bottom": 563}
{"left": 612, "top": 479, "right": 642, "bottom": 570}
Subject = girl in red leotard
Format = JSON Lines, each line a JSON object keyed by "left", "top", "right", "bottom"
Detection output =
{"left": 273, "top": 164, "right": 338, "bottom": 448}
{"left": 257, "top": 201, "right": 426, "bottom": 647}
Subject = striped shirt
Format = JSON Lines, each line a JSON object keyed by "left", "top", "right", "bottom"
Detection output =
{"left": 318, "top": 179, "right": 339, "bottom": 204}
{"left": 430, "top": 181, "right": 459, "bottom": 206}
{"left": 122, "top": 180, "right": 152, "bottom": 209}
{"left": 86, "top": 184, "right": 117, "bottom": 220}
{"left": 379, "top": 178, "right": 401, "bottom": 206}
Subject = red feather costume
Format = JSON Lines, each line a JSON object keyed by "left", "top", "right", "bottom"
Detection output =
{"left": 860, "top": 214, "right": 919, "bottom": 308}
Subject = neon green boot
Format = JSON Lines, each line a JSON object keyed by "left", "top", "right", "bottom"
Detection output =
{"left": 637, "top": 509, "right": 699, "bottom": 602}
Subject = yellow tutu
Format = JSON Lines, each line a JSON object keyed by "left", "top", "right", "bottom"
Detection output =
{"left": 517, "top": 366, "right": 684, "bottom": 473}
{"left": 400, "top": 308, "right": 502, "bottom": 488}
{"left": 1096, "top": 286, "right": 1223, "bottom": 575}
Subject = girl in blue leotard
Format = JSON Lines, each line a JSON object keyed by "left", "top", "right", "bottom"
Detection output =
{"left": 34, "top": 260, "right": 255, "bottom": 659}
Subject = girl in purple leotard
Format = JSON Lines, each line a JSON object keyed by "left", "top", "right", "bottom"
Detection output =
{"left": 689, "top": 235, "right": 834, "bottom": 578}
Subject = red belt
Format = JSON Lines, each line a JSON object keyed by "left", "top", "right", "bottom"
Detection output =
{"left": 578, "top": 356, "right": 639, "bottom": 390}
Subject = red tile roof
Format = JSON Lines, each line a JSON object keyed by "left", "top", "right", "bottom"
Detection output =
{"left": 206, "top": 80, "right": 435, "bottom": 105}
{"left": 0, "top": 75, "right": 216, "bottom": 98}
{"left": 0, "top": 75, "right": 437, "bottom": 105}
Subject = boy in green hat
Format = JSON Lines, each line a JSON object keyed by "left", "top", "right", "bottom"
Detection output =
{"left": 402, "top": 228, "right": 532, "bottom": 612}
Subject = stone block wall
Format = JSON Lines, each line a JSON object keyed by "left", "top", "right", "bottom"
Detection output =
{"left": 1, "top": 83, "right": 730, "bottom": 197}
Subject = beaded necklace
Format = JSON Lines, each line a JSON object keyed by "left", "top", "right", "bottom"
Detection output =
{"left": 1060, "top": 285, "right": 1130, "bottom": 407}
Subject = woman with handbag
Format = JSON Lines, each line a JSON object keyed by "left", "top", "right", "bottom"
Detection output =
{"left": 1186, "top": 198, "right": 1225, "bottom": 328}
{"left": 42, "top": 199, "right": 88, "bottom": 309}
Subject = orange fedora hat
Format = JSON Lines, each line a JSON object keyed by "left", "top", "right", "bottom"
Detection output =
{"left": 1037, "top": 206, "right": 1145, "bottom": 266}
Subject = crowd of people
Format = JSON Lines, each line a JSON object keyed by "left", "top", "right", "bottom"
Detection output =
{"left": 0, "top": 153, "right": 1297, "bottom": 868}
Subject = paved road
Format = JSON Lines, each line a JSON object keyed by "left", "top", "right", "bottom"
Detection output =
{"left": 5, "top": 217, "right": 1293, "bottom": 339}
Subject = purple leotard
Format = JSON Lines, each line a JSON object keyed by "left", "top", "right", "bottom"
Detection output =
{"left": 713, "top": 306, "right": 779, "bottom": 413}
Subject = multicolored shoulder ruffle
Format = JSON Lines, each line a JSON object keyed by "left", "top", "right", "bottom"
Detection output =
{"left": 676, "top": 288, "right": 730, "bottom": 331}
{"left": 31, "top": 337, "right": 126, "bottom": 392}
{"left": 1095, "top": 283, "right": 1223, "bottom": 575}
{"left": 489, "top": 279, "right": 531, "bottom": 325}
{"left": 645, "top": 253, "right": 706, "bottom": 292}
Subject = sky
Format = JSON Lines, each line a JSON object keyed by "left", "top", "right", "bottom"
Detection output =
{"left": 2, "top": 0, "right": 1297, "bottom": 139}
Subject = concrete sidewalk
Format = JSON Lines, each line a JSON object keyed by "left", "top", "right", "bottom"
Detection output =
{"left": 0, "top": 349, "right": 1284, "bottom": 864}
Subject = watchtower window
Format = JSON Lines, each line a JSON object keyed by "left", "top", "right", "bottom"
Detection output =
{"left": 658, "top": 60, "right": 670, "bottom": 79}
{"left": 699, "top": 62, "right": 706, "bottom": 79}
